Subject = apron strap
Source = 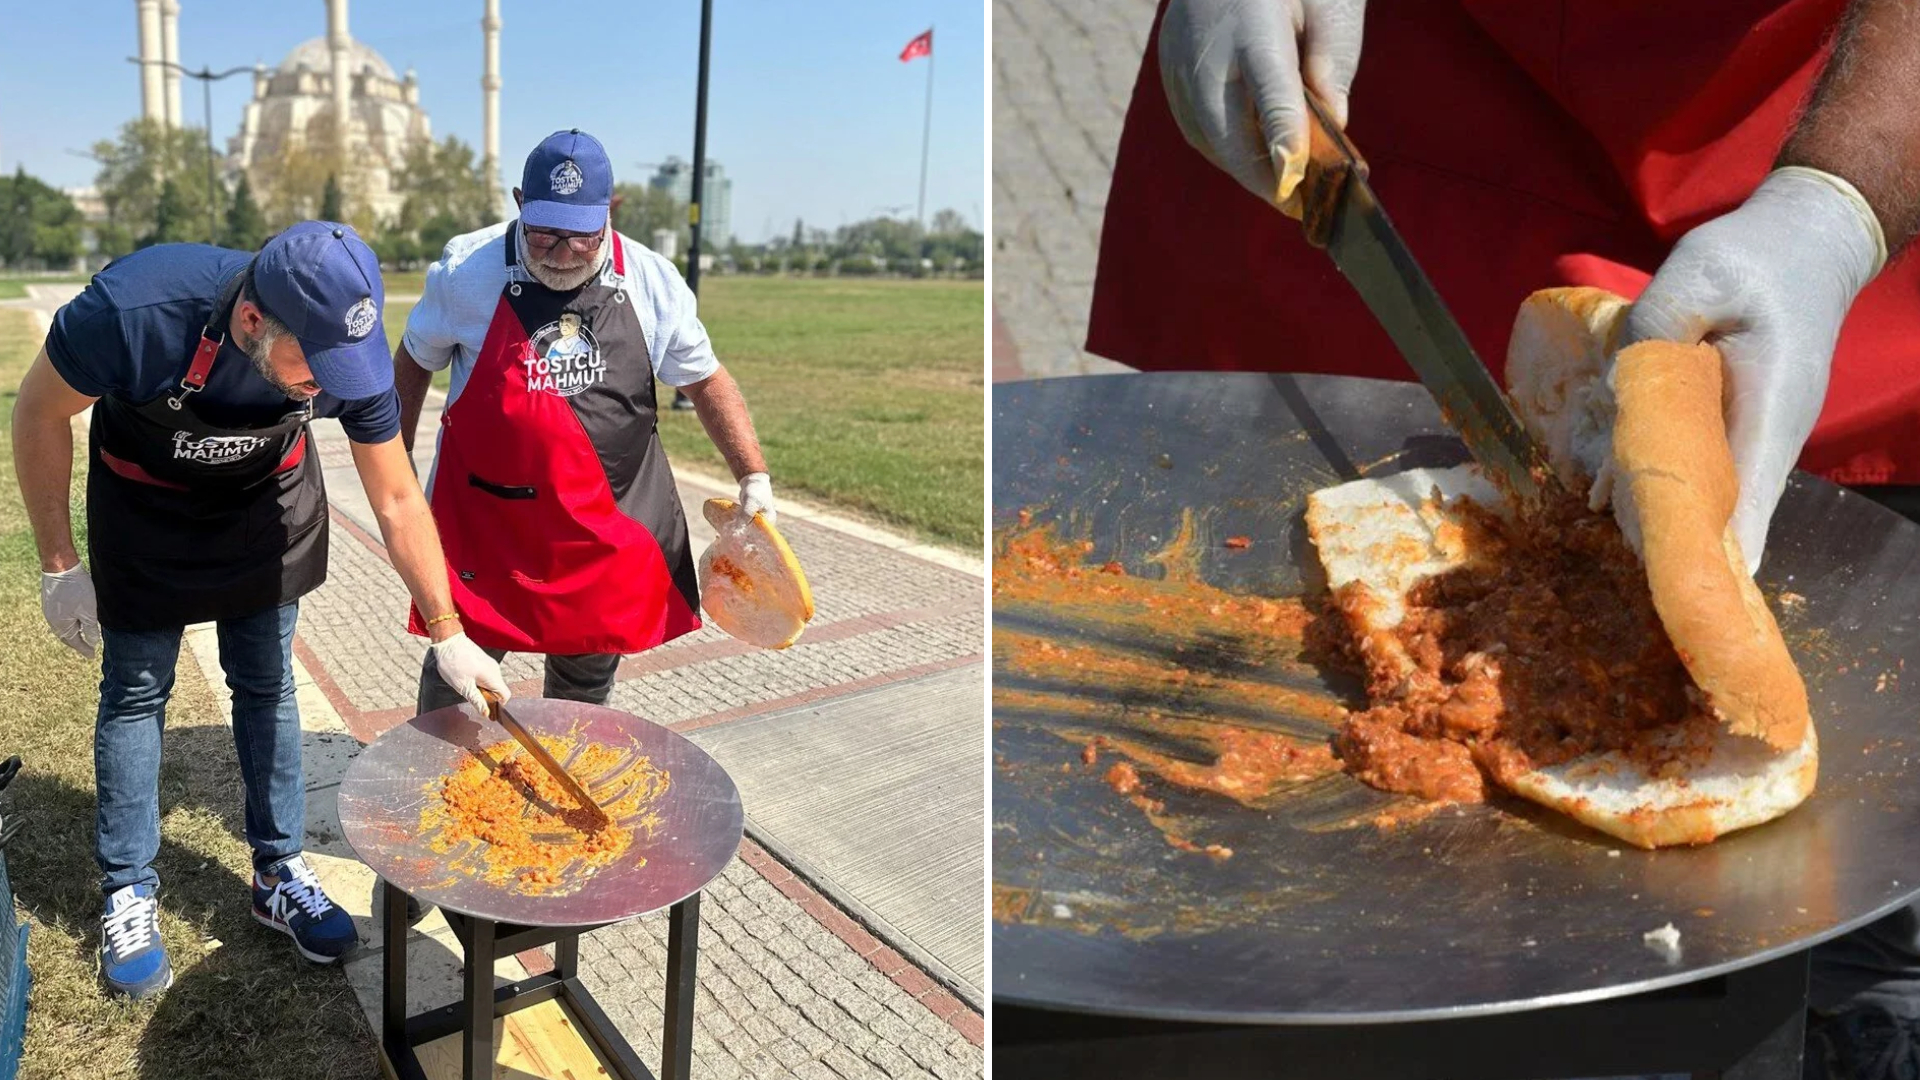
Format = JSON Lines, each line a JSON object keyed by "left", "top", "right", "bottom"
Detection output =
{"left": 610, "top": 231, "right": 625, "bottom": 276}
{"left": 171, "top": 267, "right": 249, "bottom": 410}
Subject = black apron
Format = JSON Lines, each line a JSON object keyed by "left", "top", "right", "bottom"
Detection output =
{"left": 87, "top": 270, "right": 329, "bottom": 631}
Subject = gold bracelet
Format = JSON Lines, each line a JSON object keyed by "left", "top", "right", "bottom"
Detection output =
{"left": 425, "top": 612, "right": 461, "bottom": 627}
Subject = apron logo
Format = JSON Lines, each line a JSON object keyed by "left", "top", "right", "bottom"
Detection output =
{"left": 344, "top": 297, "right": 377, "bottom": 339}
{"left": 549, "top": 159, "right": 585, "bottom": 196}
{"left": 524, "top": 313, "right": 606, "bottom": 397}
{"left": 173, "top": 429, "right": 268, "bottom": 464}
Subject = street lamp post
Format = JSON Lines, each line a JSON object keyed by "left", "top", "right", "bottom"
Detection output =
{"left": 126, "top": 57, "right": 251, "bottom": 246}
{"left": 673, "top": 0, "right": 716, "bottom": 413}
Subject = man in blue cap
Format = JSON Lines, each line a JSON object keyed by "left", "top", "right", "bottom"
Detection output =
{"left": 394, "top": 129, "right": 773, "bottom": 709}
{"left": 10, "top": 222, "right": 512, "bottom": 998}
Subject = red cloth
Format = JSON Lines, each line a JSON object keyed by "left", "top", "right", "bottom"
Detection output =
{"left": 900, "top": 29, "right": 933, "bottom": 62}
{"left": 1089, "top": 0, "right": 1920, "bottom": 486}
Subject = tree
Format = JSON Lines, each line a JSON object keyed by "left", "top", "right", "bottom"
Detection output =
{"left": 790, "top": 217, "right": 804, "bottom": 250}
{"left": 930, "top": 208, "right": 968, "bottom": 236}
{"left": 248, "top": 113, "right": 376, "bottom": 234}
{"left": 370, "top": 135, "right": 498, "bottom": 267}
{"left": 143, "top": 178, "right": 197, "bottom": 248}
{"left": 611, "top": 183, "right": 685, "bottom": 251}
{"left": 319, "top": 173, "right": 344, "bottom": 222}
{"left": 225, "top": 173, "right": 268, "bottom": 251}
{"left": 91, "top": 118, "right": 221, "bottom": 250}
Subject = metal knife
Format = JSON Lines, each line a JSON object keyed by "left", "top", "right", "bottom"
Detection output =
{"left": 1296, "top": 93, "right": 1555, "bottom": 504}
{"left": 478, "top": 688, "right": 610, "bottom": 826}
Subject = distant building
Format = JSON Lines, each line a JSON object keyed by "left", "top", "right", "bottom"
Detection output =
{"left": 648, "top": 157, "right": 732, "bottom": 248}
{"left": 651, "top": 228, "right": 679, "bottom": 260}
{"left": 62, "top": 186, "right": 111, "bottom": 265}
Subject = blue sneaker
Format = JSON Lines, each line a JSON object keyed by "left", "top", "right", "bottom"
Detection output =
{"left": 100, "top": 883, "right": 172, "bottom": 999}
{"left": 251, "top": 855, "right": 359, "bottom": 963}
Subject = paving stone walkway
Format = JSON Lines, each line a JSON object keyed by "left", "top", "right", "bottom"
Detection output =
{"left": 992, "top": 0, "right": 1158, "bottom": 381}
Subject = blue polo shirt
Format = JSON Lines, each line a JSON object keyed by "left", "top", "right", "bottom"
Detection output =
{"left": 43, "top": 244, "right": 400, "bottom": 442}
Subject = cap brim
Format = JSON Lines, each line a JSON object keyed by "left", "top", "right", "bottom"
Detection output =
{"left": 302, "top": 325, "right": 395, "bottom": 401}
{"left": 522, "top": 200, "right": 609, "bottom": 232}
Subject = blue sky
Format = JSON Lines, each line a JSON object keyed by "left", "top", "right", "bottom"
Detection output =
{"left": 0, "top": 1, "right": 985, "bottom": 243}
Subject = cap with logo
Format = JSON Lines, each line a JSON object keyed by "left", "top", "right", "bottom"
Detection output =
{"left": 251, "top": 220, "right": 392, "bottom": 400}
{"left": 521, "top": 128, "right": 613, "bottom": 233}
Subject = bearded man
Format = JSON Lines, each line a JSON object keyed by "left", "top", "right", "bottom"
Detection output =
{"left": 11, "top": 221, "right": 511, "bottom": 998}
{"left": 393, "top": 128, "right": 774, "bottom": 712}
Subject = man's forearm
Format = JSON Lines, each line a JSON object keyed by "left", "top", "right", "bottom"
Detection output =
{"left": 394, "top": 344, "right": 434, "bottom": 456}
{"left": 1779, "top": 0, "right": 1920, "bottom": 252}
{"left": 12, "top": 406, "right": 81, "bottom": 573}
{"left": 374, "top": 491, "right": 462, "bottom": 641}
{"left": 679, "top": 367, "right": 767, "bottom": 479}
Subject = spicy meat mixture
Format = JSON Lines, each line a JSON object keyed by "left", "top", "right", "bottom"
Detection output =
{"left": 422, "top": 735, "right": 671, "bottom": 892}
{"left": 1329, "top": 494, "right": 1717, "bottom": 803}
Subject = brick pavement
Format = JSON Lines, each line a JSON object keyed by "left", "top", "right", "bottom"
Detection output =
{"left": 992, "top": 0, "right": 1158, "bottom": 380}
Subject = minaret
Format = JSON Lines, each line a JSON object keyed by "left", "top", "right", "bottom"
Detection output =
{"left": 482, "top": 0, "right": 503, "bottom": 215}
{"left": 160, "top": 0, "right": 182, "bottom": 128}
{"left": 136, "top": 0, "right": 164, "bottom": 124}
{"left": 328, "top": 0, "right": 351, "bottom": 151}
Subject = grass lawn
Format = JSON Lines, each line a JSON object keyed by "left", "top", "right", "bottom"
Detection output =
{"left": 385, "top": 276, "right": 984, "bottom": 549}
{"left": 0, "top": 277, "right": 91, "bottom": 301}
{"left": 0, "top": 308, "right": 378, "bottom": 1079}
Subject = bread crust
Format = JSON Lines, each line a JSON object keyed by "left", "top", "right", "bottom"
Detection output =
{"left": 1609, "top": 342, "right": 1811, "bottom": 750}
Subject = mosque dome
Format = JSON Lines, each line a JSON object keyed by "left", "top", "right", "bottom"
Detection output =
{"left": 275, "top": 36, "right": 399, "bottom": 82}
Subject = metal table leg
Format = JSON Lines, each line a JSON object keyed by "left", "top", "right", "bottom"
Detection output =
{"left": 995, "top": 950, "right": 1811, "bottom": 1080}
{"left": 377, "top": 889, "right": 707, "bottom": 1080}
{"left": 462, "top": 917, "right": 495, "bottom": 1080}
{"left": 662, "top": 894, "right": 702, "bottom": 1080}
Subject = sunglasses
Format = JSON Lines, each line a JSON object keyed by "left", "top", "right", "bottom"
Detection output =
{"left": 524, "top": 226, "right": 606, "bottom": 253}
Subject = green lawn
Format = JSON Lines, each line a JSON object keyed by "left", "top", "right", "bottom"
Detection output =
{"left": 0, "top": 276, "right": 91, "bottom": 300}
{"left": 0, "top": 308, "right": 378, "bottom": 1079}
{"left": 385, "top": 276, "right": 984, "bottom": 549}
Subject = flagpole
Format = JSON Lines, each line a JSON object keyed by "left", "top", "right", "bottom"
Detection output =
{"left": 917, "top": 26, "right": 934, "bottom": 229}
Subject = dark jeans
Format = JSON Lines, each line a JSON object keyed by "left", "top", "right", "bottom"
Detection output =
{"left": 1810, "top": 485, "right": 1920, "bottom": 1016}
{"left": 415, "top": 647, "right": 621, "bottom": 714}
{"left": 95, "top": 602, "right": 304, "bottom": 894}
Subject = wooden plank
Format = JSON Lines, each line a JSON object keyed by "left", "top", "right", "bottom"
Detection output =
{"left": 409, "top": 998, "right": 617, "bottom": 1080}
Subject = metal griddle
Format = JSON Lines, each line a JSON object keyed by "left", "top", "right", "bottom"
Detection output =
{"left": 339, "top": 697, "right": 744, "bottom": 928}
{"left": 993, "top": 372, "right": 1920, "bottom": 1026}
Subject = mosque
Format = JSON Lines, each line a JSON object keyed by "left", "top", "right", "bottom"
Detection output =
{"left": 131, "top": 0, "right": 504, "bottom": 220}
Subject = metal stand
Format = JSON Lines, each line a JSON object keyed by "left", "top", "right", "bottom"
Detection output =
{"left": 380, "top": 883, "right": 703, "bottom": 1080}
{"left": 994, "top": 950, "right": 1810, "bottom": 1080}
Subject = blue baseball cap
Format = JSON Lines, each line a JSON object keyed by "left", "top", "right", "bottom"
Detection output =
{"left": 252, "top": 221, "right": 392, "bottom": 400}
{"left": 521, "top": 128, "right": 613, "bottom": 233}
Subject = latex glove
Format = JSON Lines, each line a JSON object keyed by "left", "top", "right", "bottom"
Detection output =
{"left": 41, "top": 564, "right": 100, "bottom": 659}
{"left": 429, "top": 632, "right": 510, "bottom": 713}
{"left": 1159, "top": 0, "right": 1366, "bottom": 209}
{"left": 1619, "top": 167, "right": 1886, "bottom": 574}
{"left": 739, "top": 472, "right": 776, "bottom": 525}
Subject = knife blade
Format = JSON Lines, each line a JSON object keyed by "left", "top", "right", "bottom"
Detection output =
{"left": 478, "top": 689, "right": 610, "bottom": 826}
{"left": 1297, "top": 94, "right": 1555, "bottom": 504}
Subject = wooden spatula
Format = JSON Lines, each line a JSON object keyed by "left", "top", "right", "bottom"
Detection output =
{"left": 478, "top": 688, "right": 610, "bottom": 827}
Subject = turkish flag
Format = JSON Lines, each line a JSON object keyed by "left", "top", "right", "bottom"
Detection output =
{"left": 899, "top": 29, "right": 932, "bottom": 62}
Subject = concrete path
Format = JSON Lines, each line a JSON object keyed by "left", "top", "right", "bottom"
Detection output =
{"left": 991, "top": 0, "right": 1154, "bottom": 381}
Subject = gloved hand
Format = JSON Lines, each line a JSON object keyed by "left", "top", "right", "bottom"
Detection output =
{"left": 41, "top": 564, "right": 100, "bottom": 659}
{"left": 1620, "top": 167, "right": 1886, "bottom": 573}
{"left": 1159, "top": 0, "right": 1366, "bottom": 210}
{"left": 739, "top": 472, "right": 776, "bottom": 525}
{"left": 429, "top": 632, "right": 511, "bottom": 713}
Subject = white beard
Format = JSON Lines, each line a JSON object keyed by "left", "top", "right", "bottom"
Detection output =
{"left": 524, "top": 227, "right": 610, "bottom": 291}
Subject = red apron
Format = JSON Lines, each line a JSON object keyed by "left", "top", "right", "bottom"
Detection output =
{"left": 1089, "top": 0, "right": 1920, "bottom": 486}
{"left": 407, "top": 226, "right": 702, "bottom": 653}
